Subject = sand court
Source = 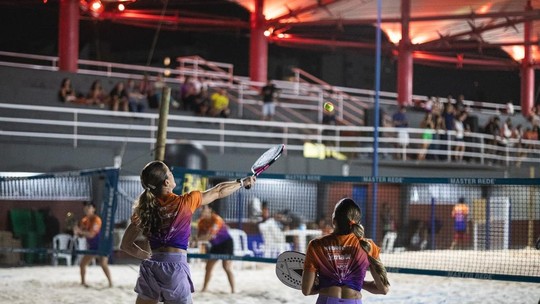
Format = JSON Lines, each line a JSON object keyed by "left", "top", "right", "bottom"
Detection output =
{"left": 0, "top": 261, "right": 538, "bottom": 304}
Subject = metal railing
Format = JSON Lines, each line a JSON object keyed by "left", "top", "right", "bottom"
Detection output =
{"left": 0, "top": 50, "right": 523, "bottom": 124}
{"left": 1, "top": 102, "right": 538, "bottom": 166}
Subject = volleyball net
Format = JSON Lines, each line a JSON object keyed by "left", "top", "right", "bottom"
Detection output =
{"left": 173, "top": 168, "right": 540, "bottom": 283}
{"left": 0, "top": 167, "right": 538, "bottom": 283}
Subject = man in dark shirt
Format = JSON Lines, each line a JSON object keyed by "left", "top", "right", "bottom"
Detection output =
{"left": 261, "top": 81, "right": 278, "bottom": 120}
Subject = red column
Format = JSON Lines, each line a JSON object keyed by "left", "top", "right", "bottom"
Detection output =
{"left": 520, "top": 1, "right": 534, "bottom": 118}
{"left": 249, "top": 0, "right": 268, "bottom": 82}
{"left": 397, "top": 0, "right": 412, "bottom": 106}
{"left": 58, "top": 0, "right": 79, "bottom": 72}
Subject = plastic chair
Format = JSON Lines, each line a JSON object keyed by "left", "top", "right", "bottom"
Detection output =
{"left": 258, "top": 219, "right": 292, "bottom": 258}
{"left": 229, "top": 228, "right": 255, "bottom": 269}
{"left": 229, "top": 228, "right": 254, "bottom": 257}
{"left": 52, "top": 233, "right": 73, "bottom": 266}
{"left": 73, "top": 236, "right": 95, "bottom": 265}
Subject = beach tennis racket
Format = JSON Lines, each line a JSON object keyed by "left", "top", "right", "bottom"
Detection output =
{"left": 276, "top": 251, "right": 305, "bottom": 290}
{"left": 245, "top": 144, "right": 285, "bottom": 189}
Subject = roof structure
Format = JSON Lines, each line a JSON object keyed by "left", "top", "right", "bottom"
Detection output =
{"left": 228, "top": 0, "right": 540, "bottom": 69}
{"left": 4, "top": 0, "right": 537, "bottom": 70}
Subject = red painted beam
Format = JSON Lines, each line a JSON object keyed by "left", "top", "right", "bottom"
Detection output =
{"left": 98, "top": 10, "right": 249, "bottom": 29}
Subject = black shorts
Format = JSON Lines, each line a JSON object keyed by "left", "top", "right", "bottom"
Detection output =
{"left": 209, "top": 237, "right": 233, "bottom": 255}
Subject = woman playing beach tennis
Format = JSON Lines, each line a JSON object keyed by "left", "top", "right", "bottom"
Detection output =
{"left": 120, "top": 160, "right": 255, "bottom": 304}
{"left": 302, "top": 198, "right": 389, "bottom": 303}
{"left": 197, "top": 205, "right": 236, "bottom": 293}
{"left": 73, "top": 201, "right": 113, "bottom": 288}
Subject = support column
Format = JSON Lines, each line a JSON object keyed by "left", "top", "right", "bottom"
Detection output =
{"left": 520, "top": 0, "right": 534, "bottom": 118}
{"left": 249, "top": 0, "right": 268, "bottom": 82}
{"left": 58, "top": 0, "right": 79, "bottom": 72}
{"left": 397, "top": 0, "right": 412, "bottom": 106}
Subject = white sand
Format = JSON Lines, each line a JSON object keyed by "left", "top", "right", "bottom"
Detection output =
{"left": 0, "top": 261, "right": 538, "bottom": 304}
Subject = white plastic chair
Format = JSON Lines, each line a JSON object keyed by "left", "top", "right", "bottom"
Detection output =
{"left": 52, "top": 233, "right": 73, "bottom": 266}
{"left": 229, "top": 228, "right": 255, "bottom": 269}
{"left": 381, "top": 232, "right": 398, "bottom": 253}
{"left": 229, "top": 228, "right": 254, "bottom": 257}
{"left": 258, "top": 219, "right": 291, "bottom": 258}
{"left": 73, "top": 236, "right": 95, "bottom": 265}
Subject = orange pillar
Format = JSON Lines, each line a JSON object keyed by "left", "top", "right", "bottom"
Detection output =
{"left": 397, "top": 0, "right": 412, "bottom": 106}
{"left": 249, "top": 0, "right": 268, "bottom": 82}
{"left": 520, "top": 0, "right": 534, "bottom": 118}
{"left": 58, "top": 0, "right": 79, "bottom": 72}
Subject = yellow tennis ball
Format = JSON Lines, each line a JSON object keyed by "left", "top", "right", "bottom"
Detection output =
{"left": 324, "top": 102, "right": 334, "bottom": 112}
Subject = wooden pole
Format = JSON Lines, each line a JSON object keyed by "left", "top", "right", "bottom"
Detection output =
{"left": 155, "top": 86, "right": 171, "bottom": 161}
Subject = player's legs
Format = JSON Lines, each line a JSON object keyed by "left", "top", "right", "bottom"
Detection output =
{"left": 222, "top": 259, "right": 235, "bottom": 293}
{"left": 136, "top": 296, "right": 158, "bottom": 304}
{"left": 99, "top": 256, "right": 113, "bottom": 287}
{"left": 79, "top": 255, "right": 95, "bottom": 286}
{"left": 202, "top": 259, "right": 218, "bottom": 292}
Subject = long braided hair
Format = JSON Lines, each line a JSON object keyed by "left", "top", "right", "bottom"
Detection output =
{"left": 333, "top": 198, "right": 390, "bottom": 286}
{"left": 133, "top": 161, "right": 168, "bottom": 236}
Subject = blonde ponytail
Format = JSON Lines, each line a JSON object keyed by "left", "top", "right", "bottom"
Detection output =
{"left": 134, "top": 161, "right": 168, "bottom": 236}
{"left": 351, "top": 224, "right": 390, "bottom": 286}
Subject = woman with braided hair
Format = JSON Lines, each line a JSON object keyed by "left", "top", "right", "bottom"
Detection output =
{"left": 302, "top": 198, "right": 389, "bottom": 303}
{"left": 120, "top": 160, "right": 256, "bottom": 304}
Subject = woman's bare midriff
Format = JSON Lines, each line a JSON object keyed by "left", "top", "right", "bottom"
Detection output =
{"left": 153, "top": 246, "right": 187, "bottom": 253}
{"left": 319, "top": 286, "right": 362, "bottom": 300}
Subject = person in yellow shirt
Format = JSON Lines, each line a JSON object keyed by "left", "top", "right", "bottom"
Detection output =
{"left": 208, "top": 88, "right": 231, "bottom": 118}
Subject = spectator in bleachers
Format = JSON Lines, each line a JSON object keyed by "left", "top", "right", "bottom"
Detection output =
{"left": 483, "top": 116, "right": 501, "bottom": 162}
{"left": 431, "top": 96, "right": 443, "bottom": 117}
{"left": 430, "top": 111, "right": 446, "bottom": 160}
{"left": 500, "top": 117, "right": 513, "bottom": 146}
{"left": 505, "top": 100, "right": 515, "bottom": 116}
{"left": 440, "top": 103, "right": 456, "bottom": 160}
{"left": 453, "top": 111, "right": 468, "bottom": 162}
{"left": 417, "top": 112, "right": 434, "bottom": 161}
{"left": 261, "top": 80, "right": 278, "bottom": 121}
{"left": 193, "top": 90, "right": 210, "bottom": 116}
{"left": 87, "top": 80, "right": 107, "bottom": 108}
{"left": 208, "top": 88, "right": 231, "bottom": 118}
{"left": 58, "top": 77, "right": 86, "bottom": 104}
{"left": 424, "top": 96, "right": 434, "bottom": 113}
{"left": 181, "top": 76, "right": 198, "bottom": 111}
{"left": 148, "top": 74, "right": 165, "bottom": 109}
{"left": 126, "top": 79, "right": 147, "bottom": 113}
{"left": 392, "top": 106, "right": 409, "bottom": 160}
{"left": 109, "top": 81, "right": 129, "bottom": 112}
{"left": 455, "top": 94, "right": 465, "bottom": 112}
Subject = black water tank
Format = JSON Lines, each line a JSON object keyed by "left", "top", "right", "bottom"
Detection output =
{"left": 164, "top": 142, "right": 208, "bottom": 170}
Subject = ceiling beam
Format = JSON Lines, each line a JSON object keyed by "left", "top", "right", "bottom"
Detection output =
{"left": 269, "top": 9, "right": 540, "bottom": 27}
{"left": 95, "top": 10, "right": 249, "bottom": 29}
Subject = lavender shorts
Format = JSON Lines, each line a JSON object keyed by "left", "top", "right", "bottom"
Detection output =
{"left": 316, "top": 295, "right": 362, "bottom": 304}
{"left": 135, "top": 252, "right": 194, "bottom": 304}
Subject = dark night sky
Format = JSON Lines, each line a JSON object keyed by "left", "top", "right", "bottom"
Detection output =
{"left": 0, "top": 2, "right": 532, "bottom": 105}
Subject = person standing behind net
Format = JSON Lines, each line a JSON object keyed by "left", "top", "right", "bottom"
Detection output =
{"left": 260, "top": 80, "right": 278, "bottom": 121}
{"left": 302, "top": 198, "right": 389, "bottom": 303}
{"left": 450, "top": 197, "right": 469, "bottom": 250}
{"left": 73, "top": 201, "right": 113, "bottom": 288}
{"left": 120, "top": 160, "right": 255, "bottom": 304}
{"left": 197, "top": 204, "right": 235, "bottom": 293}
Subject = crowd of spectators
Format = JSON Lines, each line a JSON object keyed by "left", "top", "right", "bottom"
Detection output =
{"left": 57, "top": 75, "right": 232, "bottom": 118}
{"left": 56, "top": 74, "right": 539, "bottom": 165}
{"left": 389, "top": 94, "right": 540, "bottom": 165}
